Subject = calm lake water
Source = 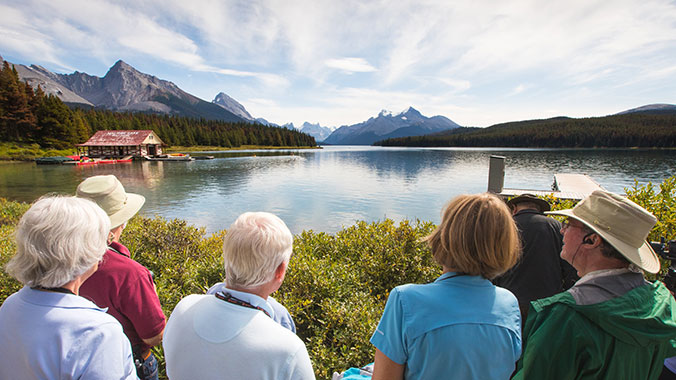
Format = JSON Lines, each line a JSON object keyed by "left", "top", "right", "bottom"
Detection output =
{"left": 0, "top": 146, "right": 675, "bottom": 234}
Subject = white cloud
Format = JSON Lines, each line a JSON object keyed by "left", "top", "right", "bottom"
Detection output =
{"left": 325, "top": 58, "right": 377, "bottom": 73}
{"left": 2, "top": 0, "right": 676, "bottom": 127}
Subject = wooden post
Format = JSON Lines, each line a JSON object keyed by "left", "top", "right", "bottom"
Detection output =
{"left": 488, "top": 155, "right": 505, "bottom": 193}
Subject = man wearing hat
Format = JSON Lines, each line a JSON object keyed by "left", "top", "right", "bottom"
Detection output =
{"left": 514, "top": 191, "right": 676, "bottom": 379}
{"left": 493, "top": 194, "right": 577, "bottom": 318}
{"left": 77, "top": 175, "right": 166, "bottom": 380}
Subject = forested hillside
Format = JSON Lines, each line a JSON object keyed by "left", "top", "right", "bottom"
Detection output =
{"left": 0, "top": 62, "right": 316, "bottom": 150}
{"left": 376, "top": 114, "right": 676, "bottom": 148}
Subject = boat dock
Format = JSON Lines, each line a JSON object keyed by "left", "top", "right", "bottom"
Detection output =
{"left": 488, "top": 155, "right": 605, "bottom": 200}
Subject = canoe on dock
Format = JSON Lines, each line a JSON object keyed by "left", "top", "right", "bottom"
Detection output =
{"left": 144, "top": 153, "right": 195, "bottom": 161}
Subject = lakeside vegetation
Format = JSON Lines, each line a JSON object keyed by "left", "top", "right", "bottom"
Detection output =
{"left": 376, "top": 113, "right": 676, "bottom": 148}
{"left": 1, "top": 176, "right": 675, "bottom": 379}
{"left": 0, "top": 61, "right": 316, "bottom": 160}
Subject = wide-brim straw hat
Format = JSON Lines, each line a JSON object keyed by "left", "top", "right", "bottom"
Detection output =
{"left": 76, "top": 175, "right": 145, "bottom": 228}
{"left": 546, "top": 190, "right": 659, "bottom": 273}
{"left": 507, "top": 193, "right": 551, "bottom": 213}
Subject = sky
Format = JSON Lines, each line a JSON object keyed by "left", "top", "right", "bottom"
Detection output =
{"left": 1, "top": 0, "right": 675, "bottom": 129}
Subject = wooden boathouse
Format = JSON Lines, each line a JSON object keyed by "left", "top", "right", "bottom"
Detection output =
{"left": 76, "top": 130, "right": 164, "bottom": 158}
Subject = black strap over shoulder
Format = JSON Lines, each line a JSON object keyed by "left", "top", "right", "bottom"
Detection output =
{"left": 214, "top": 291, "right": 271, "bottom": 318}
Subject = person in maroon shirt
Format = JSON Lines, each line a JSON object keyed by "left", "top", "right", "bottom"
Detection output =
{"left": 77, "top": 175, "right": 165, "bottom": 380}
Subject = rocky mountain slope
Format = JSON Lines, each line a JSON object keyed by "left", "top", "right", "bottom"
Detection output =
{"left": 212, "top": 92, "right": 254, "bottom": 121}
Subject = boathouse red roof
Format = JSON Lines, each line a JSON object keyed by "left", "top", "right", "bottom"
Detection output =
{"left": 77, "top": 130, "right": 164, "bottom": 146}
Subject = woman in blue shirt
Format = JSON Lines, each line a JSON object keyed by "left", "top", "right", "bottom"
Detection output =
{"left": 370, "top": 193, "right": 523, "bottom": 380}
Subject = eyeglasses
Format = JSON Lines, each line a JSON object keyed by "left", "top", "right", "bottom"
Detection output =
{"left": 562, "top": 218, "right": 590, "bottom": 233}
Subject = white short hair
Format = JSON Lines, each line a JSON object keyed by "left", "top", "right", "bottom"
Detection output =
{"left": 223, "top": 212, "right": 293, "bottom": 289}
{"left": 6, "top": 196, "right": 110, "bottom": 288}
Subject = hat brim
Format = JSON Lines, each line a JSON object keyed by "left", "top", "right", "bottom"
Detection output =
{"left": 508, "top": 196, "right": 551, "bottom": 212}
{"left": 109, "top": 193, "right": 145, "bottom": 228}
{"left": 546, "top": 209, "right": 660, "bottom": 273}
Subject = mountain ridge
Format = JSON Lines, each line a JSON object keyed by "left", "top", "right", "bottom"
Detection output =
{"left": 323, "top": 107, "right": 460, "bottom": 145}
{"left": 7, "top": 58, "right": 244, "bottom": 122}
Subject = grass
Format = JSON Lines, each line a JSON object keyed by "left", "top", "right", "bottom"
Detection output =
{"left": 0, "top": 142, "right": 76, "bottom": 161}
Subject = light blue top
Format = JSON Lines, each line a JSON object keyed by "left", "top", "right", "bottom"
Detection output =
{"left": 207, "top": 282, "right": 296, "bottom": 333}
{"left": 370, "top": 272, "right": 522, "bottom": 380}
{"left": 0, "top": 286, "right": 137, "bottom": 380}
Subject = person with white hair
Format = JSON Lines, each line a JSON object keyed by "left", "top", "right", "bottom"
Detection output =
{"left": 77, "top": 175, "right": 165, "bottom": 380}
{"left": 0, "top": 196, "right": 137, "bottom": 379}
{"left": 514, "top": 191, "right": 676, "bottom": 379}
{"left": 163, "top": 212, "right": 315, "bottom": 380}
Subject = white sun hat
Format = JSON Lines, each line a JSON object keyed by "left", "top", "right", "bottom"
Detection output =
{"left": 546, "top": 190, "right": 659, "bottom": 273}
{"left": 76, "top": 175, "right": 145, "bottom": 229}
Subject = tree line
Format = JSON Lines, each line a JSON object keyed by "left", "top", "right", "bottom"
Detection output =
{"left": 376, "top": 114, "right": 676, "bottom": 148}
{"left": 0, "top": 61, "right": 316, "bottom": 149}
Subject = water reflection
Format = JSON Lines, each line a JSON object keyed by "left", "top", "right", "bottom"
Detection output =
{"left": 0, "top": 146, "right": 674, "bottom": 234}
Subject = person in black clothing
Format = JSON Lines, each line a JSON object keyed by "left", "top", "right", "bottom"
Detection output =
{"left": 493, "top": 194, "right": 578, "bottom": 319}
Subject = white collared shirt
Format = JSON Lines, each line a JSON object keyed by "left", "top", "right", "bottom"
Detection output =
{"left": 0, "top": 287, "right": 137, "bottom": 380}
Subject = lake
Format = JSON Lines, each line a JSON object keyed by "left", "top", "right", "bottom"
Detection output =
{"left": 0, "top": 146, "right": 674, "bottom": 234}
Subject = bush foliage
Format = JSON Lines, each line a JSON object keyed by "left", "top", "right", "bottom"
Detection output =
{"left": 1, "top": 176, "right": 675, "bottom": 379}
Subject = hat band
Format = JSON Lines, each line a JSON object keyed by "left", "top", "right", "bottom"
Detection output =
{"left": 573, "top": 209, "right": 650, "bottom": 249}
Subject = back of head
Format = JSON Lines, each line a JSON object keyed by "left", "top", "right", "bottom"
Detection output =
{"left": 6, "top": 196, "right": 111, "bottom": 288}
{"left": 426, "top": 193, "right": 520, "bottom": 279}
{"left": 223, "top": 212, "right": 293, "bottom": 289}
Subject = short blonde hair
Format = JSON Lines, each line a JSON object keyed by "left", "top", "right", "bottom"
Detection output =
{"left": 6, "top": 196, "right": 110, "bottom": 287}
{"left": 223, "top": 212, "right": 293, "bottom": 289}
{"left": 425, "top": 193, "right": 520, "bottom": 279}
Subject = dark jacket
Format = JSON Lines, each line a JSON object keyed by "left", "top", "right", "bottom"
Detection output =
{"left": 493, "top": 209, "right": 577, "bottom": 315}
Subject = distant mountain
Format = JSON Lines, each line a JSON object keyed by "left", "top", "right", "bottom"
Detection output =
{"left": 212, "top": 92, "right": 254, "bottom": 121}
{"left": 616, "top": 103, "right": 676, "bottom": 115}
{"left": 7, "top": 58, "right": 244, "bottom": 122}
{"left": 323, "top": 107, "right": 460, "bottom": 145}
{"left": 280, "top": 123, "right": 296, "bottom": 130}
{"left": 299, "top": 122, "right": 332, "bottom": 142}
{"left": 253, "top": 117, "right": 277, "bottom": 126}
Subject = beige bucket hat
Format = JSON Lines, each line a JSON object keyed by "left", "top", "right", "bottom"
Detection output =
{"left": 76, "top": 175, "right": 145, "bottom": 229}
{"left": 546, "top": 190, "right": 659, "bottom": 273}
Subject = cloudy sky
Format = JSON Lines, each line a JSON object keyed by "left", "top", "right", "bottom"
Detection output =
{"left": 1, "top": 0, "right": 675, "bottom": 128}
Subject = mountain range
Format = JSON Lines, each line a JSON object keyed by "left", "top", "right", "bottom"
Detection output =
{"left": 4, "top": 56, "right": 669, "bottom": 146}
{"left": 323, "top": 107, "right": 460, "bottom": 145}
{"left": 3, "top": 56, "right": 343, "bottom": 142}
{"left": 7, "top": 58, "right": 244, "bottom": 122}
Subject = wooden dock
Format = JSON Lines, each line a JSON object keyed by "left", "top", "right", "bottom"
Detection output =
{"left": 488, "top": 155, "right": 605, "bottom": 200}
{"left": 500, "top": 174, "right": 605, "bottom": 200}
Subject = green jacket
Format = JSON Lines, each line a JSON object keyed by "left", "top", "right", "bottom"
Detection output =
{"left": 514, "top": 281, "right": 676, "bottom": 380}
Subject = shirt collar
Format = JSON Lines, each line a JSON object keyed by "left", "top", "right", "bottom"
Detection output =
{"left": 108, "top": 241, "right": 130, "bottom": 257}
{"left": 219, "top": 285, "right": 275, "bottom": 319}
{"left": 19, "top": 286, "right": 106, "bottom": 311}
{"left": 575, "top": 268, "right": 635, "bottom": 286}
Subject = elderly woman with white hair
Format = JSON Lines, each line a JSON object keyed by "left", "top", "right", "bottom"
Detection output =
{"left": 0, "top": 196, "right": 137, "bottom": 379}
{"left": 163, "top": 212, "right": 315, "bottom": 380}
